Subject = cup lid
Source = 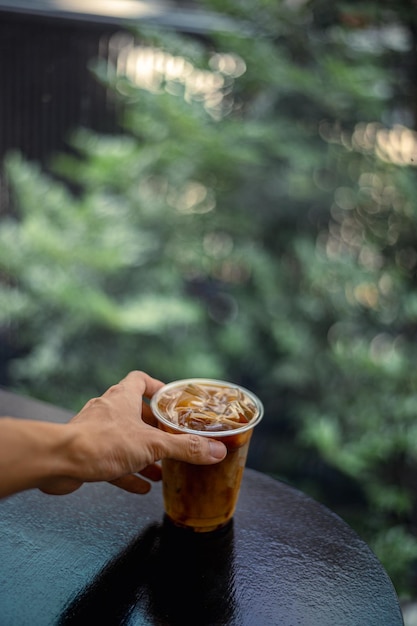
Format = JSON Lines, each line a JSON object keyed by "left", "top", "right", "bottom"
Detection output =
{"left": 150, "top": 378, "right": 264, "bottom": 437}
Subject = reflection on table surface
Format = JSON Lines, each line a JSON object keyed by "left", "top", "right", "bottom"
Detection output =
{"left": 60, "top": 517, "right": 236, "bottom": 625}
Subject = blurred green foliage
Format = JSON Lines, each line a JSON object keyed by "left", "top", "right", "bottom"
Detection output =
{"left": 2, "top": 0, "right": 417, "bottom": 596}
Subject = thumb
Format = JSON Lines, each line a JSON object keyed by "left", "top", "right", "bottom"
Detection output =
{"left": 159, "top": 432, "right": 227, "bottom": 465}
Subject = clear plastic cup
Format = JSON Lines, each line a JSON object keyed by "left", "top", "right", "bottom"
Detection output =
{"left": 151, "top": 378, "right": 264, "bottom": 532}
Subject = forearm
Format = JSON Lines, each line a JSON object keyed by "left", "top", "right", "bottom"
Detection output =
{"left": 0, "top": 417, "right": 77, "bottom": 498}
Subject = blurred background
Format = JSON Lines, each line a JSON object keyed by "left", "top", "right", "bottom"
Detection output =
{"left": 1, "top": 0, "right": 417, "bottom": 607}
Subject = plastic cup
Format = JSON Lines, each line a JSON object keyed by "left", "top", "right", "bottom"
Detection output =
{"left": 150, "top": 378, "right": 264, "bottom": 532}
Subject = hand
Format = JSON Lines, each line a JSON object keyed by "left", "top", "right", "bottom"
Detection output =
{"left": 40, "top": 371, "right": 227, "bottom": 496}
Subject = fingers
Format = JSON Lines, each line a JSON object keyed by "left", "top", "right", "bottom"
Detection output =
{"left": 39, "top": 477, "right": 83, "bottom": 496}
{"left": 99, "top": 371, "right": 164, "bottom": 426}
{"left": 141, "top": 401, "right": 158, "bottom": 427}
{"left": 139, "top": 463, "right": 162, "bottom": 482}
{"left": 109, "top": 463, "right": 162, "bottom": 495}
{"left": 157, "top": 432, "right": 227, "bottom": 465}
{"left": 116, "top": 370, "right": 165, "bottom": 401}
{"left": 76, "top": 371, "right": 163, "bottom": 424}
{"left": 109, "top": 474, "right": 152, "bottom": 494}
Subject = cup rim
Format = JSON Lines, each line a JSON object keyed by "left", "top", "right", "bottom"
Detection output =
{"left": 150, "top": 377, "right": 264, "bottom": 437}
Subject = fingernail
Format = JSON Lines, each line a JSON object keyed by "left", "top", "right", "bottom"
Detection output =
{"left": 209, "top": 440, "right": 227, "bottom": 460}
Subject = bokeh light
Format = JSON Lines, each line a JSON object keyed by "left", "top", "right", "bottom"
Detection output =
{"left": 110, "top": 34, "right": 246, "bottom": 119}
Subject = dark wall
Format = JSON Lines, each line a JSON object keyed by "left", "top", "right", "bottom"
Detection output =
{"left": 0, "top": 11, "right": 121, "bottom": 173}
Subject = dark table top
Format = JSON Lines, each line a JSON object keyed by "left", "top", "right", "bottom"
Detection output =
{"left": 0, "top": 388, "right": 404, "bottom": 626}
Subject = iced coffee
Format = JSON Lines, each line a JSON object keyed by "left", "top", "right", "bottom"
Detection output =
{"left": 151, "top": 378, "right": 263, "bottom": 532}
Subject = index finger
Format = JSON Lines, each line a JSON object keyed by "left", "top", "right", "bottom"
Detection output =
{"left": 115, "top": 370, "right": 165, "bottom": 400}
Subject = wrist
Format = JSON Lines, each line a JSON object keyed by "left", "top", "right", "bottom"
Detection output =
{"left": 0, "top": 418, "right": 79, "bottom": 497}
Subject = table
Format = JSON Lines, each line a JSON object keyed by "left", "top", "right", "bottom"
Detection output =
{"left": 0, "top": 388, "right": 404, "bottom": 626}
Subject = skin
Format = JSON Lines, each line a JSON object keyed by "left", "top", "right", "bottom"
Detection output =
{"left": 0, "top": 370, "right": 227, "bottom": 499}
